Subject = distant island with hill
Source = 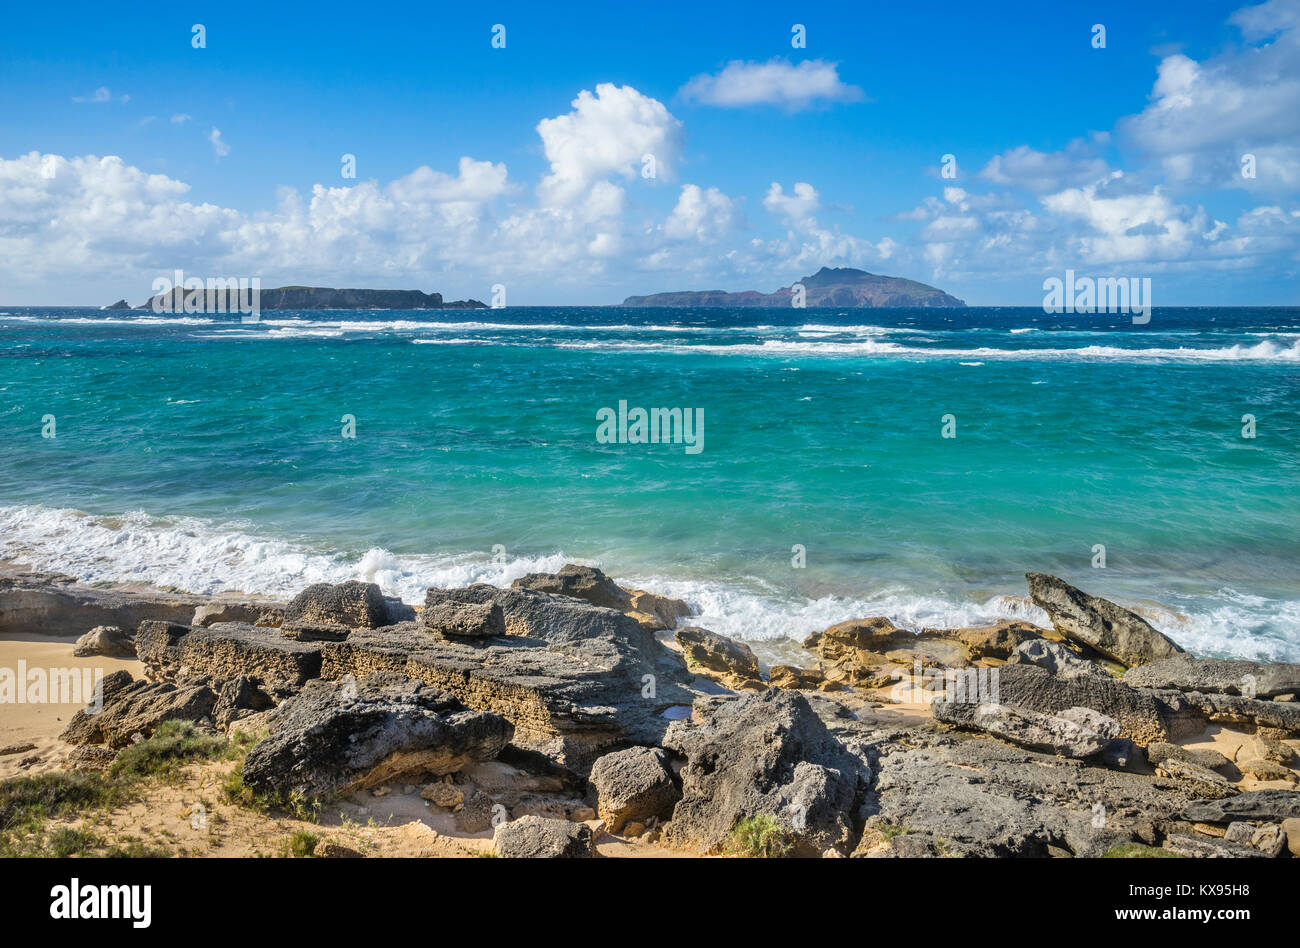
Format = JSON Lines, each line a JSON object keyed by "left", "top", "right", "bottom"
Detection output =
{"left": 622, "top": 267, "right": 965, "bottom": 308}
{"left": 105, "top": 286, "right": 487, "bottom": 311}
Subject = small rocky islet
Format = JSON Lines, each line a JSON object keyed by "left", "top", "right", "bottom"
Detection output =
{"left": 5, "top": 563, "right": 1299, "bottom": 858}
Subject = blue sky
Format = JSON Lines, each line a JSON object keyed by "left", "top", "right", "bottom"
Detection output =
{"left": 1, "top": 0, "right": 1297, "bottom": 304}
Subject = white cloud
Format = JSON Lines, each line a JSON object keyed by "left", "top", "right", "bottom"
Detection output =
{"left": 664, "top": 184, "right": 738, "bottom": 241}
{"left": 72, "top": 86, "right": 129, "bottom": 104}
{"left": 535, "top": 83, "right": 683, "bottom": 206}
{"left": 680, "top": 59, "right": 865, "bottom": 111}
{"left": 208, "top": 127, "right": 230, "bottom": 159}
{"left": 763, "top": 181, "right": 820, "bottom": 225}
{"left": 171, "top": 114, "right": 193, "bottom": 124}
{"left": 979, "top": 137, "right": 1112, "bottom": 193}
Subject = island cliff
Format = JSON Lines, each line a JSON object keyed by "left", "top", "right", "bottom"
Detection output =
{"left": 127, "top": 286, "right": 487, "bottom": 311}
{"left": 622, "top": 267, "right": 965, "bottom": 308}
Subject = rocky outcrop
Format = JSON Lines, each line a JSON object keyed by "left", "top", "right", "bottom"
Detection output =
{"left": 281, "top": 580, "right": 389, "bottom": 638}
{"left": 1182, "top": 790, "right": 1300, "bottom": 824}
{"left": 511, "top": 564, "right": 632, "bottom": 611}
{"left": 587, "top": 746, "right": 680, "bottom": 833}
{"left": 934, "top": 620, "right": 1048, "bottom": 661}
{"left": 626, "top": 590, "right": 691, "bottom": 629}
{"left": 1125, "top": 655, "right": 1300, "bottom": 698}
{"left": 241, "top": 674, "right": 512, "bottom": 797}
{"left": 72, "top": 625, "right": 134, "bottom": 658}
{"left": 623, "top": 267, "right": 966, "bottom": 308}
{"left": 1026, "top": 573, "right": 1184, "bottom": 668}
{"left": 662, "top": 691, "right": 869, "bottom": 856}
{"left": 961, "top": 703, "right": 1120, "bottom": 759}
{"left": 675, "top": 626, "right": 761, "bottom": 686}
{"left": 136, "top": 620, "right": 324, "bottom": 697}
{"left": 60, "top": 671, "right": 217, "bottom": 749}
{"left": 493, "top": 816, "right": 599, "bottom": 858}
{"left": 420, "top": 593, "right": 505, "bottom": 638}
{"left": 0, "top": 568, "right": 203, "bottom": 638}
{"left": 192, "top": 599, "right": 285, "bottom": 628}
{"left": 1009, "top": 639, "right": 1111, "bottom": 679}
{"left": 136, "top": 286, "right": 487, "bottom": 311}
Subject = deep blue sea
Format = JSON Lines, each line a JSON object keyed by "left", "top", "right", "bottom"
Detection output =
{"left": 2, "top": 305, "right": 1297, "bottom": 663}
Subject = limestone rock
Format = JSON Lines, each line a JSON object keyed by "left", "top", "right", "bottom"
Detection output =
{"left": 768, "top": 665, "right": 825, "bottom": 690}
{"left": 60, "top": 673, "right": 217, "bottom": 749}
{"left": 1125, "top": 655, "right": 1300, "bottom": 699}
{"left": 282, "top": 580, "right": 388, "bottom": 638}
{"left": 1026, "top": 573, "right": 1183, "bottom": 668}
{"left": 420, "top": 595, "right": 505, "bottom": 638}
{"left": 675, "top": 626, "right": 760, "bottom": 684}
{"left": 72, "top": 624, "right": 135, "bottom": 658}
{"left": 493, "top": 815, "right": 598, "bottom": 858}
{"left": 1009, "top": 639, "right": 1111, "bottom": 679}
{"left": 1183, "top": 790, "right": 1300, "bottom": 824}
{"left": 587, "top": 746, "right": 680, "bottom": 833}
{"left": 511, "top": 564, "right": 632, "bottom": 611}
{"left": 952, "top": 702, "right": 1119, "bottom": 758}
{"left": 0, "top": 568, "right": 202, "bottom": 638}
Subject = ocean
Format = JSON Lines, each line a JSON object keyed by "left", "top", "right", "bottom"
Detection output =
{"left": 1, "top": 305, "right": 1297, "bottom": 664}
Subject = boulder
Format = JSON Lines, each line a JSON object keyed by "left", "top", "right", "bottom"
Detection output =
{"left": 60, "top": 673, "right": 218, "bottom": 748}
{"left": 493, "top": 815, "right": 598, "bottom": 858}
{"left": 72, "top": 625, "right": 135, "bottom": 658}
{"left": 1170, "top": 689, "right": 1300, "bottom": 735}
{"left": 927, "top": 620, "right": 1047, "bottom": 661}
{"left": 1009, "top": 639, "right": 1111, "bottom": 679}
{"left": 1282, "top": 818, "right": 1300, "bottom": 857}
{"left": 768, "top": 665, "right": 825, "bottom": 690}
{"left": 1026, "top": 573, "right": 1184, "bottom": 668}
{"left": 954, "top": 703, "right": 1119, "bottom": 758}
{"left": 675, "top": 626, "right": 761, "bottom": 685}
{"left": 192, "top": 600, "right": 285, "bottom": 628}
{"left": 510, "top": 564, "right": 632, "bottom": 611}
{"left": 805, "top": 616, "right": 912, "bottom": 662}
{"left": 1124, "top": 655, "right": 1300, "bottom": 698}
{"left": 241, "top": 673, "right": 512, "bottom": 797}
{"left": 213, "top": 675, "right": 272, "bottom": 729}
{"left": 1154, "top": 758, "right": 1238, "bottom": 799}
{"left": 662, "top": 690, "right": 869, "bottom": 856}
{"left": 1183, "top": 790, "right": 1300, "bottom": 824}
{"left": 1144, "top": 741, "right": 1232, "bottom": 774}
{"left": 420, "top": 595, "right": 505, "bottom": 638}
{"left": 587, "top": 746, "right": 680, "bottom": 833}
{"left": 626, "top": 590, "right": 691, "bottom": 628}
{"left": 282, "top": 580, "right": 388, "bottom": 637}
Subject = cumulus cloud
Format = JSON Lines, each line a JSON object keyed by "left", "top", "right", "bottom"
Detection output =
{"left": 72, "top": 86, "right": 129, "bottom": 104}
{"left": 763, "top": 181, "right": 820, "bottom": 225}
{"left": 979, "top": 136, "right": 1112, "bottom": 193}
{"left": 664, "top": 184, "right": 738, "bottom": 241}
{"left": 680, "top": 59, "right": 864, "bottom": 111}
{"left": 535, "top": 83, "right": 683, "bottom": 206}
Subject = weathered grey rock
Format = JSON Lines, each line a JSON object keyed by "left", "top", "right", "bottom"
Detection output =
{"left": 925, "top": 620, "right": 1047, "bottom": 661}
{"left": 675, "top": 626, "right": 761, "bottom": 684}
{"left": 60, "top": 673, "right": 218, "bottom": 749}
{"left": 65, "top": 745, "right": 118, "bottom": 771}
{"left": 282, "top": 580, "right": 388, "bottom": 637}
{"left": 420, "top": 595, "right": 505, "bottom": 638}
{"left": 1169, "top": 689, "right": 1300, "bottom": 735}
{"left": 1236, "top": 758, "right": 1296, "bottom": 782}
{"left": 136, "top": 620, "right": 323, "bottom": 696}
{"left": 192, "top": 600, "right": 285, "bottom": 628}
{"left": 1144, "top": 741, "right": 1233, "bottom": 774}
{"left": 1250, "top": 823, "right": 1288, "bottom": 856}
{"left": 1183, "top": 790, "right": 1300, "bottom": 823}
{"left": 511, "top": 564, "right": 632, "bottom": 611}
{"left": 587, "top": 746, "right": 680, "bottom": 833}
{"left": 241, "top": 673, "right": 512, "bottom": 798}
{"left": 1154, "top": 758, "right": 1238, "bottom": 799}
{"left": 1026, "top": 573, "right": 1184, "bottom": 668}
{"left": 1163, "top": 834, "right": 1269, "bottom": 858}
{"left": 959, "top": 703, "right": 1119, "bottom": 758}
{"left": 212, "top": 675, "right": 272, "bottom": 729}
{"left": 1125, "top": 655, "right": 1300, "bottom": 698}
{"left": 455, "top": 789, "right": 497, "bottom": 833}
{"left": 1010, "top": 639, "right": 1111, "bottom": 679}
{"left": 661, "top": 690, "right": 869, "bottom": 856}
{"left": 934, "top": 662, "right": 1173, "bottom": 745}
{"left": 493, "top": 815, "right": 598, "bottom": 858}
{"left": 0, "top": 568, "right": 202, "bottom": 638}
{"left": 72, "top": 625, "right": 135, "bottom": 658}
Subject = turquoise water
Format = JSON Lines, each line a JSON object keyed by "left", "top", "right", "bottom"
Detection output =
{"left": 1, "top": 306, "right": 1297, "bottom": 662}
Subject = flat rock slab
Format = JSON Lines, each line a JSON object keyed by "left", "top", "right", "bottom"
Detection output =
{"left": 0, "top": 569, "right": 203, "bottom": 638}
{"left": 1183, "top": 790, "right": 1300, "bottom": 824}
{"left": 1027, "top": 573, "right": 1183, "bottom": 668}
{"left": 136, "top": 620, "right": 323, "bottom": 696}
{"left": 1126, "top": 655, "right": 1300, "bottom": 699}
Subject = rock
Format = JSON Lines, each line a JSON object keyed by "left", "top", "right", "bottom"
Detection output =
{"left": 66, "top": 745, "right": 118, "bottom": 771}
{"left": 213, "top": 675, "right": 272, "bottom": 730}
{"left": 1155, "top": 759, "right": 1238, "bottom": 799}
{"left": 72, "top": 625, "right": 135, "bottom": 658}
{"left": 493, "top": 815, "right": 598, "bottom": 858}
{"left": 675, "top": 627, "right": 760, "bottom": 685}
{"left": 1026, "top": 573, "right": 1184, "bottom": 668}
{"left": 455, "top": 790, "right": 497, "bottom": 833}
{"left": 136, "top": 620, "right": 324, "bottom": 698}
{"left": 623, "top": 821, "right": 646, "bottom": 838}
{"left": 60, "top": 674, "right": 218, "bottom": 749}
{"left": 1168, "top": 689, "right": 1300, "bottom": 735}
{"left": 569, "top": 806, "right": 596, "bottom": 822}
{"left": 662, "top": 690, "right": 868, "bottom": 857}
{"left": 1237, "top": 758, "right": 1296, "bottom": 782}
{"left": 313, "top": 841, "right": 364, "bottom": 858}
{"left": 1250, "top": 823, "right": 1287, "bottom": 856}
{"left": 1184, "top": 790, "right": 1300, "bottom": 824}
{"left": 626, "top": 590, "right": 691, "bottom": 628}
{"left": 241, "top": 673, "right": 512, "bottom": 798}
{"left": 511, "top": 564, "right": 631, "bottom": 611}
{"left": 587, "top": 746, "right": 680, "bottom": 833}
{"left": 1282, "top": 818, "right": 1300, "bottom": 857}
{"left": 1144, "top": 742, "right": 1233, "bottom": 774}
{"left": 955, "top": 703, "right": 1119, "bottom": 758}
{"left": 1163, "top": 834, "right": 1269, "bottom": 858}
{"left": 807, "top": 617, "right": 912, "bottom": 662}
{"left": 885, "top": 635, "right": 971, "bottom": 669}
{"left": 928, "top": 620, "right": 1047, "bottom": 661}
{"left": 1125, "top": 655, "right": 1300, "bottom": 699}
{"left": 767, "top": 665, "right": 825, "bottom": 690}
{"left": 420, "top": 781, "right": 465, "bottom": 808}
{"left": 282, "top": 580, "right": 388, "bottom": 638}
{"left": 1009, "top": 639, "right": 1111, "bottom": 679}
{"left": 934, "top": 662, "right": 1174, "bottom": 745}
{"left": 192, "top": 600, "right": 285, "bottom": 628}
{"left": 0, "top": 742, "right": 37, "bottom": 756}
{"left": 420, "top": 596, "right": 505, "bottom": 638}
{"left": 0, "top": 568, "right": 203, "bottom": 638}
{"left": 1251, "top": 734, "right": 1296, "bottom": 764}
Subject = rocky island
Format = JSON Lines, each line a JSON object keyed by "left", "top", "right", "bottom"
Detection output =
{"left": 120, "top": 286, "right": 487, "bottom": 311}
{"left": 1, "top": 564, "right": 1297, "bottom": 859}
{"left": 622, "top": 267, "right": 966, "bottom": 308}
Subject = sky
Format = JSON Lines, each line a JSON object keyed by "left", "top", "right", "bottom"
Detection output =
{"left": 1, "top": 0, "right": 1298, "bottom": 306}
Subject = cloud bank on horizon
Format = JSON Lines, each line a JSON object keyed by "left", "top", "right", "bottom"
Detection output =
{"left": 1, "top": 0, "right": 1298, "bottom": 306}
